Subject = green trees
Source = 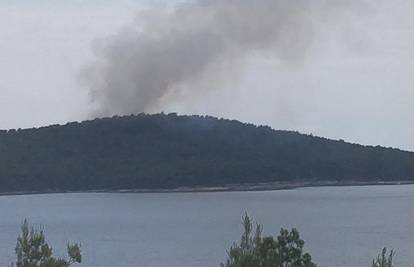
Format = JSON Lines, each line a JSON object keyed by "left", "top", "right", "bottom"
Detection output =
{"left": 8, "top": 220, "right": 81, "bottom": 267}
{"left": 221, "top": 214, "right": 398, "bottom": 267}
{"left": 0, "top": 113, "right": 413, "bottom": 193}
{"left": 221, "top": 214, "right": 316, "bottom": 267}
{"left": 5, "top": 215, "right": 397, "bottom": 267}
{"left": 371, "top": 248, "right": 395, "bottom": 267}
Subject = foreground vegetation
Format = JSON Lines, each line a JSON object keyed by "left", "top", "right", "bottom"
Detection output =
{"left": 221, "top": 214, "right": 316, "bottom": 267}
{"left": 371, "top": 248, "right": 395, "bottom": 267}
{"left": 7, "top": 220, "right": 81, "bottom": 267}
{"left": 7, "top": 217, "right": 396, "bottom": 267}
{"left": 222, "top": 214, "right": 395, "bottom": 267}
{"left": 1, "top": 113, "right": 414, "bottom": 193}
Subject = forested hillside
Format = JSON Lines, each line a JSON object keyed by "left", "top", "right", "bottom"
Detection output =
{"left": 0, "top": 113, "right": 413, "bottom": 193}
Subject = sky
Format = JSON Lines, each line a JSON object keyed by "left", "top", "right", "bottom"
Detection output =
{"left": 0, "top": 0, "right": 413, "bottom": 151}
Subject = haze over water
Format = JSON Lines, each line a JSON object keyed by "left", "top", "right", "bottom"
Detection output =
{"left": 0, "top": 185, "right": 413, "bottom": 267}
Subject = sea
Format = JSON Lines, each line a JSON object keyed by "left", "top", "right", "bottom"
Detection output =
{"left": 1, "top": 184, "right": 413, "bottom": 267}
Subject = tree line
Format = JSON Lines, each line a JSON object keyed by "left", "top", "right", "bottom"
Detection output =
{"left": 0, "top": 113, "right": 413, "bottom": 193}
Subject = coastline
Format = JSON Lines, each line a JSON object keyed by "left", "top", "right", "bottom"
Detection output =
{"left": 0, "top": 180, "right": 413, "bottom": 197}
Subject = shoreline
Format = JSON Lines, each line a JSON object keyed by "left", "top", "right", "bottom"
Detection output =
{"left": 0, "top": 180, "right": 413, "bottom": 197}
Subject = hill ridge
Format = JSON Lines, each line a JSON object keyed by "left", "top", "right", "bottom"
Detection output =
{"left": 2, "top": 113, "right": 411, "bottom": 153}
{"left": 0, "top": 113, "right": 413, "bottom": 192}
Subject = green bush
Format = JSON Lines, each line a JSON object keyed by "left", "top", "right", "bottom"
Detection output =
{"left": 371, "top": 248, "right": 395, "bottom": 267}
{"left": 221, "top": 213, "right": 316, "bottom": 267}
{"left": 8, "top": 220, "right": 81, "bottom": 267}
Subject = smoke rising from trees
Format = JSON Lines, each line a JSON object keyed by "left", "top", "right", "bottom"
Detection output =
{"left": 79, "top": 0, "right": 414, "bottom": 152}
{"left": 82, "top": 0, "right": 358, "bottom": 116}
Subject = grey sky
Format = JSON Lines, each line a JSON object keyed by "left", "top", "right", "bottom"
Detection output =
{"left": 0, "top": 0, "right": 413, "bottom": 151}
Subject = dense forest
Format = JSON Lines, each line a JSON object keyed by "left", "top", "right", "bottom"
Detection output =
{"left": 0, "top": 113, "right": 413, "bottom": 193}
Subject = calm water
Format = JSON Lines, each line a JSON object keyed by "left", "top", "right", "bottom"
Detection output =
{"left": 1, "top": 185, "right": 413, "bottom": 267}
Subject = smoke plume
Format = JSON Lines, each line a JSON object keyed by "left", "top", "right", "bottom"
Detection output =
{"left": 81, "top": 0, "right": 364, "bottom": 117}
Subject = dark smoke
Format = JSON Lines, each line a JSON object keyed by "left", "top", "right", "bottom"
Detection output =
{"left": 82, "top": 0, "right": 356, "bottom": 117}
